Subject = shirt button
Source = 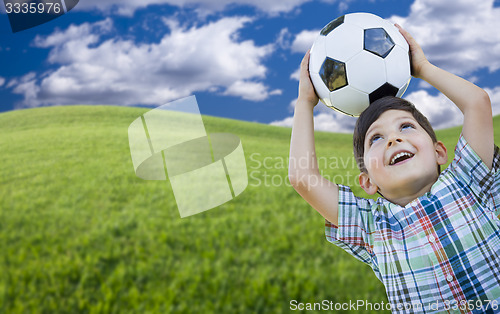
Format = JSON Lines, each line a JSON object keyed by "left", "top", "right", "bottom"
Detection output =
{"left": 428, "top": 235, "right": 436, "bottom": 243}
{"left": 446, "top": 274, "right": 454, "bottom": 282}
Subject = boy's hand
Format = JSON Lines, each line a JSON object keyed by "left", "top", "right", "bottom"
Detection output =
{"left": 298, "top": 50, "right": 319, "bottom": 108}
{"left": 395, "top": 24, "right": 430, "bottom": 79}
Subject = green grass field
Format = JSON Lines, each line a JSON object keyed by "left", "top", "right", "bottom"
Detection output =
{"left": 1, "top": 105, "right": 499, "bottom": 313}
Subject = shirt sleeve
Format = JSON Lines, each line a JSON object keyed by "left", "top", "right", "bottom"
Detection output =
{"left": 325, "top": 184, "right": 376, "bottom": 266}
{"left": 450, "top": 134, "right": 500, "bottom": 216}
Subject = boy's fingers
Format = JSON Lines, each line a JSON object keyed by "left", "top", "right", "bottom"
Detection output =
{"left": 395, "top": 23, "right": 415, "bottom": 45}
{"left": 395, "top": 23, "right": 407, "bottom": 35}
{"left": 300, "top": 50, "right": 311, "bottom": 75}
{"left": 300, "top": 50, "right": 309, "bottom": 76}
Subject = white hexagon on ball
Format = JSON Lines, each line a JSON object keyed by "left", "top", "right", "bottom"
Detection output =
{"left": 330, "top": 86, "right": 370, "bottom": 116}
{"left": 345, "top": 12, "right": 386, "bottom": 30}
{"left": 324, "top": 23, "right": 364, "bottom": 62}
{"left": 347, "top": 51, "right": 387, "bottom": 94}
{"left": 385, "top": 45, "right": 411, "bottom": 89}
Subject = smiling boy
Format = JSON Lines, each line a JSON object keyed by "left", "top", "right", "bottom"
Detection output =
{"left": 288, "top": 25, "right": 500, "bottom": 313}
{"left": 354, "top": 99, "right": 447, "bottom": 205}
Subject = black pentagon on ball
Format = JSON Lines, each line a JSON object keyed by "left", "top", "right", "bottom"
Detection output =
{"left": 364, "top": 28, "right": 395, "bottom": 58}
{"left": 320, "top": 15, "right": 345, "bottom": 36}
{"left": 369, "top": 83, "right": 399, "bottom": 104}
{"left": 319, "top": 57, "right": 348, "bottom": 92}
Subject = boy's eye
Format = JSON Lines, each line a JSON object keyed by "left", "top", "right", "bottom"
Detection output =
{"left": 401, "top": 122, "right": 415, "bottom": 130}
{"left": 369, "top": 134, "right": 382, "bottom": 146}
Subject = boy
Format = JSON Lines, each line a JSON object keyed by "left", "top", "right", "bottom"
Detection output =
{"left": 288, "top": 25, "right": 500, "bottom": 313}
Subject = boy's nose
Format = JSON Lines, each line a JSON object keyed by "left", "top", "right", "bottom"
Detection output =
{"left": 387, "top": 137, "right": 402, "bottom": 147}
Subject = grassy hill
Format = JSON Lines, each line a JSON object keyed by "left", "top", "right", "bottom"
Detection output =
{"left": 0, "top": 105, "right": 499, "bottom": 313}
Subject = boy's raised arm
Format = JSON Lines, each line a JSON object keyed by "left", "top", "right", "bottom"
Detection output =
{"left": 288, "top": 50, "right": 340, "bottom": 225}
{"left": 397, "top": 25, "right": 494, "bottom": 169}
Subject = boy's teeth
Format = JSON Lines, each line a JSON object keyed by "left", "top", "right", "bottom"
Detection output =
{"left": 390, "top": 152, "right": 413, "bottom": 165}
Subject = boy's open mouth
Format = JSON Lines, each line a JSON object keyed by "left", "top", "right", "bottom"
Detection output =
{"left": 389, "top": 151, "right": 414, "bottom": 165}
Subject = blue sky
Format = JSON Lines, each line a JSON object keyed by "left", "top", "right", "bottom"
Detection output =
{"left": 1, "top": 0, "right": 500, "bottom": 132}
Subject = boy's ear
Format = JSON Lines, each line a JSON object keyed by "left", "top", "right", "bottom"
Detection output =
{"left": 435, "top": 141, "right": 448, "bottom": 165}
{"left": 359, "top": 172, "right": 379, "bottom": 195}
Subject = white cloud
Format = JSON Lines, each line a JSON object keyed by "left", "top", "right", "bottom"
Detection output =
{"left": 485, "top": 86, "right": 500, "bottom": 117}
{"left": 10, "top": 17, "right": 277, "bottom": 108}
{"left": 288, "top": 98, "right": 297, "bottom": 112}
{"left": 0, "top": 76, "right": 5, "bottom": 87}
{"left": 389, "top": 0, "right": 500, "bottom": 76}
{"left": 270, "top": 104, "right": 357, "bottom": 133}
{"left": 75, "top": 0, "right": 314, "bottom": 16}
{"left": 270, "top": 116, "right": 294, "bottom": 128}
{"left": 288, "top": 29, "right": 319, "bottom": 82}
{"left": 404, "top": 90, "right": 463, "bottom": 130}
{"left": 290, "top": 29, "right": 319, "bottom": 53}
{"left": 290, "top": 68, "right": 300, "bottom": 81}
{"left": 402, "top": 86, "right": 500, "bottom": 130}
{"left": 312, "top": 111, "right": 357, "bottom": 132}
{"left": 34, "top": 19, "right": 113, "bottom": 49}
{"left": 276, "top": 28, "right": 292, "bottom": 50}
{"left": 223, "top": 80, "right": 281, "bottom": 101}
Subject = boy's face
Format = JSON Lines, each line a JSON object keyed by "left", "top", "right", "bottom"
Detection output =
{"left": 359, "top": 110, "right": 448, "bottom": 203}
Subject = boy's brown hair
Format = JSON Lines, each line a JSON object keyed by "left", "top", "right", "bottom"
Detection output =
{"left": 353, "top": 96, "right": 438, "bottom": 173}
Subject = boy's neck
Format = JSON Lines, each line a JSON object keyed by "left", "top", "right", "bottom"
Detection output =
{"left": 382, "top": 177, "right": 438, "bottom": 207}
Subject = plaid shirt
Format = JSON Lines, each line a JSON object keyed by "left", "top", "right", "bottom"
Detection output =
{"left": 326, "top": 135, "right": 500, "bottom": 313}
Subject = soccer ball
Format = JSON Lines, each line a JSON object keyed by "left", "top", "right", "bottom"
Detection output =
{"left": 309, "top": 12, "right": 411, "bottom": 116}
